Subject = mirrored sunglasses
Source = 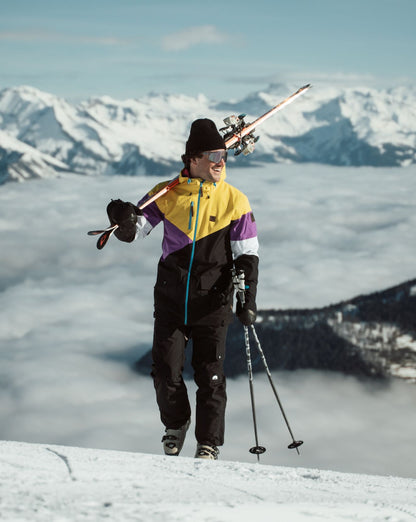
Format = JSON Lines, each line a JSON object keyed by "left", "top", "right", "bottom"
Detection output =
{"left": 203, "top": 150, "right": 228, "bottom": 163}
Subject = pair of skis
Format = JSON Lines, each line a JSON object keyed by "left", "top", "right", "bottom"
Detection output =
{"left": 88, "top": 84, "right": 311, "bottom": 249}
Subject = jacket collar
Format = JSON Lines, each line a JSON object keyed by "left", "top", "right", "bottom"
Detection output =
{"left": 179, "top": 167, "right": 227, "bottom": 188}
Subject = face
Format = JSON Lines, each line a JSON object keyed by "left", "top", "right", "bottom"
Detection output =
{"left": 190, "top": 149, "right": 227, "bottom": 183}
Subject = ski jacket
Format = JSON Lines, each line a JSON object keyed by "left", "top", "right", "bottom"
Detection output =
{"left": 135, "top": 168, "right": 259, "bottom": 326}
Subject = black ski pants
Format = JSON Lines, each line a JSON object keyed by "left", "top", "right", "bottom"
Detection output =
{"left": 151, "top": 317, "right": 228, "bottom": 447}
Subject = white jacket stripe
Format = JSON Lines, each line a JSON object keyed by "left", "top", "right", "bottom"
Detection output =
{"left": 231, "top": 236, "right": 259, "bottom": 260}
{"left": 135, "top": 214, "right": 153, "bottom": 239}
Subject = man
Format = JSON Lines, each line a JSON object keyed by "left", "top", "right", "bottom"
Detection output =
{"left": 107, "top": 119, "right": 258, "bottom": 460}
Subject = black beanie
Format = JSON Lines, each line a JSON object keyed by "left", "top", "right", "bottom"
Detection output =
{"left": 185, "top": 119, "right": 225, "bottom": 155}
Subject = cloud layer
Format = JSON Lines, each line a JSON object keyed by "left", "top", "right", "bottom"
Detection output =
{"left": 0, "top": 164, "right": 415, "bottom": 477}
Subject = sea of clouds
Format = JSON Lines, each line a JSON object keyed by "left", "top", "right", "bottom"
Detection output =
{"left": 0, "top": 163, "right": 415, "bottom": 478}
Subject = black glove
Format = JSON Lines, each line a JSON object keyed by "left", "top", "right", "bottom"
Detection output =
{"left": 236, "top": 294, "right": 257, "bottom": 326}
{"left": 234, "top": 254, "right": 259, "bottom": 326}
{"left": 106, "top": 199, "right": 141, "bottom": 243}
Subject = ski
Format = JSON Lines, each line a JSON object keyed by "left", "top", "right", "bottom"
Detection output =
{"left": 222, "top": 83, "right": 311, "bottom": 155}
{"left": 86, "top": 224, "right": 119, "bottom": 249}
{"left": 88, "top": 84, "right": 311, "bottom": 249}
{"left": 87, "top": 225, "right": 118, "bottom": 236}
{"left": 137, "top": 84, "right": 312, "bottom": 207}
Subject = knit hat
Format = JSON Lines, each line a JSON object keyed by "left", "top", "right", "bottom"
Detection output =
{"left": 185, "top": 119, "right": 225, "bottom": 155}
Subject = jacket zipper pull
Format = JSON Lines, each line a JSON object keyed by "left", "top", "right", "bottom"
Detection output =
{"left": 188, "top": 201, "right": 194, "bottom": 230}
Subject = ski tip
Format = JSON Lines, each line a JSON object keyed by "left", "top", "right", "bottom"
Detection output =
{"left": 96, "top": 231, "right": 110, "bottom": 250}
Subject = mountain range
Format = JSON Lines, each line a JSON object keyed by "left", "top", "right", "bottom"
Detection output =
{"left": 136, "top": 278, "right": 416, "bottom": 383}
{"left": 1, "top": 83, "right": 415, "bottom": 183}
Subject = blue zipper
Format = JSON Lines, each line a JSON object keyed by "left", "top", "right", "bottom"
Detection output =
{"left": 184, "top": 182, "right": 203, "bottom": 325}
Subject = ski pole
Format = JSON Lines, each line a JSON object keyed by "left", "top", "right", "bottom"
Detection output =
{"left": 244, "top": 325, "right": 266, "bottom": 462}
{"left": 233, "top": 268, "right": 265, "bottom": 460}
{"left": 249, "top": 324, "right": 304, "bottom": 454}
{"left": 232, "top": 267, "right": 303, "bottom": 456}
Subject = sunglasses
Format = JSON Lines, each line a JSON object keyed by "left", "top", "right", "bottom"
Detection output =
{"left": 202, "top": 150, "right": 228, "bottom": 163}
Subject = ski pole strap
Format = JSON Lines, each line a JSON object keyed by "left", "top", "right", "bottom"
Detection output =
{"left": 232, "top": 268, "right": 246, "bottom": 305}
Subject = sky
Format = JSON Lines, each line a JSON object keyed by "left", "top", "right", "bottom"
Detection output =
{"left": 1, "top": 164, "right": 416, "bottom": 478}
{"left": 1, "top": 0, "right": 416, "bottom": 102}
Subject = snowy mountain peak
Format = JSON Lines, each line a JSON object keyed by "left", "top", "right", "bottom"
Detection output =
{"left": 0, "top": 129, "right": 69, "bottom": 183}
{"left": 0, "top": 84, "right": 58, "bottom": 112}
{"left": 1, "top": 83, "right": 416, "bottom": 184}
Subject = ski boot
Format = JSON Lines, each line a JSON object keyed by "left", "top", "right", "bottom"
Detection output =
{"left": 195, "top": 443, "right": 219, "bottom": 460}
{"left": 162, "top": 420, "right": 190, "bottom": 456}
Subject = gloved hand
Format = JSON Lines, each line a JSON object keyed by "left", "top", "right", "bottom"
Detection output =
{"left": 237, "top": 307, "right": 257, "bottom": 326}
{"left": 234, "top": 255, "right": 258, "bottom": 326}
{"left": 236, "top": 292, "right": 257, "bottom": 326}
{"left": 106, "top": 199, "right": 141, "bottom": 242}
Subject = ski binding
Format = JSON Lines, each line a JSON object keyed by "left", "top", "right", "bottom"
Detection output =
{"left": 220, "top": 113, "right": 260, "bottom": 156}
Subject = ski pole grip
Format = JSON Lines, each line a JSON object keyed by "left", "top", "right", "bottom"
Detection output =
{"left": 232, "top": 268, "right": 246, "bottom": 305}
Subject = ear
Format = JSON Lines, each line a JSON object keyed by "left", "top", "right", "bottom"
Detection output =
{"left": 189, "top": 156, "right": 199, "bottom": 167}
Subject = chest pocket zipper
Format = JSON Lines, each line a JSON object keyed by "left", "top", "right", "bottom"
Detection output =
{"left": 188, "top": 201, "right": 194, "bottom": 230}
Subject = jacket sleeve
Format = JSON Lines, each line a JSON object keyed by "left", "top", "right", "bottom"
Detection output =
{"left": 234, "top": 253, "right": 259, "bottom": 315}
{"left": 132, "top": 183, "right": 166, "bottom": 239}
{"left": 230, "top": 206, "right": 259, "bottom": 313}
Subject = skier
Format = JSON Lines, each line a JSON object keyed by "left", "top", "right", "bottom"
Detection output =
{"left": 106, "top": 119, "right": 259, "bottom": 459}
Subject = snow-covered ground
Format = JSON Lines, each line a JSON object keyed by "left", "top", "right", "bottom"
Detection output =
{"left": 1, "top": 163, "right": 416, "bottom": 485}
{"left": 1, "top": 440, "right": 416, "bottom": 522}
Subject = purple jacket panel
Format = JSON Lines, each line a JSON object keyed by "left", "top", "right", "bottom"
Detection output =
{"left": 139, "top": 199, "right": 164, "bottom": 229}
{"left": 161, "top": 219, "right": 193, "bottom": 260}
{"left": 229, "top": 211, "right": 257, "bottom": 241}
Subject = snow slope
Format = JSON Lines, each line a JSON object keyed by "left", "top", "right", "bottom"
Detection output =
{"left": 1, "top": 440, "right": 415, "bottom": 522}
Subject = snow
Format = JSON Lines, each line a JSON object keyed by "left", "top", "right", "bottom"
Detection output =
{"left": 0, "top": 129, "right": 66, "bottom": 168}
{"left": 397, "top": 335, "right": 416, "bottom": 352}
{"left": 1, "top": 83, "right": 416, "bottom": 182}
{"left": 0, "top": 129, "right": 69, "bottom": 183}
{"left": 391, "top": 365, "right": 416, "bottom": 381}
{"left": 328, "top": 321, "right": 416, "bottom": 355}
{"left": 1, "top": 440, "right": 415, "bottom": 522}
